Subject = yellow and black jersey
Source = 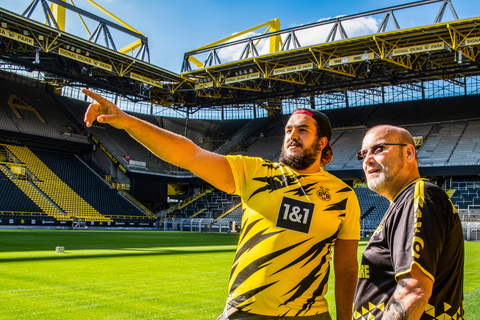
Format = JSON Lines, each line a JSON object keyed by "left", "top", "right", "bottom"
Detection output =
{"left": 224, "top": 155, "right": 360, "bottom": 317}
{"left": 353, "top": 179, "right": 464, "bottom": 320}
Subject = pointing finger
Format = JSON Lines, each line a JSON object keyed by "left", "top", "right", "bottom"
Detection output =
{"left": 82, "top": 88, "right": 108, "bottom": 104}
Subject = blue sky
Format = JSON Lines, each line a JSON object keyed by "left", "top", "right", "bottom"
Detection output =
{"left": 2, "top": 0, "right": 480, "bottom": 73}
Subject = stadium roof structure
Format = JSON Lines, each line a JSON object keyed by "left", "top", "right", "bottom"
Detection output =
{"left": 1, "top": 0, "right": 480, "bottom": 114}
{"left": 0, "top": 1, "right": 185, "bottom": 103}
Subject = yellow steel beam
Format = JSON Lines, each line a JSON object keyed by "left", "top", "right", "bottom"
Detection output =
{"left": 447, "top": 23, "right": 480, "bottom": 61}
{"left": 218, "top": 84, "right": 262, "bottom": 92}
{"left": 118, "top": 38, "right": 143, "bottom": 54}
{"left": 269, "top": 18, "right": 281, "bottom": 53}
{"left": 83, "top": 0, "right": 147, "bottom": 56}
{"left": 373, "top": 36, "right": 412, "bottom": 69}
{"left": 188, "top": 56, "right": 204, "bottom": 68}
{"left": 46, "top": 0, "right": 146, "bottom": 56}
{"left": 252, "top": 60, "right": 310, "bottom": 84}
{"left": 110, "top": 59, "right": 135, "bottom": 77}
{"left": 189, "top": 18, "right": 281, "bottom": 54}
{"left": 262, "top": 73, "right": 307, "bottom": 85}
{"left": 165, "top": 79, "right": 190, "bottom": 94}
{"left": 195, "top": 90, "right": 222, "bottom": 99}
{"left": 70, "top": 0, "right": 92, "bottom": 36}
{"left": 85, "top": 0, "right": 146, "bottom": 36}
{"left": 254, "top": 59, "right": 281, "bottom": 77}
{"left": 204, "top": 70, "right": 262, "bottom": 92}
{"left": 49, "top": 0, "right": 66, "bottom": 31}
{"left": 309, "top": 48, "right": 356, "bottom": 77}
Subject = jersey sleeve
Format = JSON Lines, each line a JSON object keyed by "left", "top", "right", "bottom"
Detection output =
{"left": 337, "top": 190, "right": 361, "bottom": 240}
{"left": 390, "top": 181, "right": 450, "bottom": 282}
{"left": 225, "top": 155, "right": 261, "bottom": 196}
{"left": 225, "top": 155, "right": 245, "bottom": 196}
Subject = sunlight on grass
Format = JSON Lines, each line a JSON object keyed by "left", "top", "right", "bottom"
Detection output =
{"left": 0, "top": 231, "right": 478, "bottom": 319}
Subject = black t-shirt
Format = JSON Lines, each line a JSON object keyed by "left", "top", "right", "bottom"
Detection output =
{"left": 353, "top": 179, "right": 464, "bottom": 319}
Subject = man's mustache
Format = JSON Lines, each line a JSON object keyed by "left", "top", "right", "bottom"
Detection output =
{"left": 287, "top": 140, "right": 302, "bottom": 147}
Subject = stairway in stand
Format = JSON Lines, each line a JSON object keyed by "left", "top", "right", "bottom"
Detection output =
{"left": 4, "top": 144, "right": 111, "bottom": 222}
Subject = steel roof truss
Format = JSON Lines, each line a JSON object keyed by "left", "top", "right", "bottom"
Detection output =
{"left": 282, "top": 31, "right": 301, "bottom": 51}
{"left": 377, "top": 11, "right": 401, "bottom": 34}
{"left": 447, "top": 24, "right": 480, "bottom": 62}
{"left": 309, "top": 48, "right": 356, "bottom": 77}
{"left": 373, "top": 37, "right": 412, "bottom": 69}
{"left": 434, "top": 0, "right": 459, "bottom": 23}
{"left": 326, "top": 19, "right": 348, "bottom": 43}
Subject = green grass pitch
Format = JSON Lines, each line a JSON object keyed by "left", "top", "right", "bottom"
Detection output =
{"left": 0, "top": 230, "right": 478, "bottom": 319}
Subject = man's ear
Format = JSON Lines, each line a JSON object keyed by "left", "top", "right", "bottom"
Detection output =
{"left": 319, "top": 136, "right": 328, "bottom": 149}
{"left": 406, "top": 144, "right": 416, "bottom": 162}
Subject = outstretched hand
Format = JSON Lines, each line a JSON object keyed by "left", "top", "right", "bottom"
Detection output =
{"left": 83, "top": 89, "right": 128, "bottom": 129}
{"left": 82, "top": 89, "right": 235, "bottom": 194}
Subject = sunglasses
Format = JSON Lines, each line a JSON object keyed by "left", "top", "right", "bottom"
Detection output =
{"left": 357, "top": 143, "right": 408, "bottom": 161}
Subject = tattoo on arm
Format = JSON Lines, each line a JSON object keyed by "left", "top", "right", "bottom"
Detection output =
{"left": 398, "top": 277, "right": 408, "bottom": 288}
{"left": 383, "top": 278, "right": 408, "bottom": 320}
{"left": 383, "top": 301, "right": 406, "bottom": 320}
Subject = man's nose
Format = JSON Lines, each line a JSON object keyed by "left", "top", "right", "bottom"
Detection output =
{"left": 363, "top": 151, "right": 375, "bottom": 163}
{"left": 289, "top": 128, "right": 300, "bottom": 139}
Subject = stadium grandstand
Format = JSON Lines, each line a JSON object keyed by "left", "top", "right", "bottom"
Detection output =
{"left": 0, "top": 0, "right": 479, "bottom": 240}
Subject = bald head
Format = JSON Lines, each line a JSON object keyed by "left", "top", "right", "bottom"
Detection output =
{"left": 365, "top": 125, "right": 414, "bottom": 146}
{"left": 361, "top": 125, "right": 420, "bottom": 200}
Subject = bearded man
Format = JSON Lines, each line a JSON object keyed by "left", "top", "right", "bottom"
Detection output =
{"left": 83, "top": 90, "right": 360, "bottom": 320}
{"left": 353, "top": 125, "right": 464, "bottom": 320}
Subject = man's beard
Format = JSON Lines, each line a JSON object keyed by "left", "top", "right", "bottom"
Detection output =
{"left": 279, "top": 136, "right": 322, "bottom": 171}
{"left": 367, "top": 161, "right": 404, "bottom": 194}
{"left": 367, "top": 172, "right": 391, "bottom": 193}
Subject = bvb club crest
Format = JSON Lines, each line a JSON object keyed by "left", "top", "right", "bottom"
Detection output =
{"left": 316, "top": 186, "right": 331, "bottom": 201}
